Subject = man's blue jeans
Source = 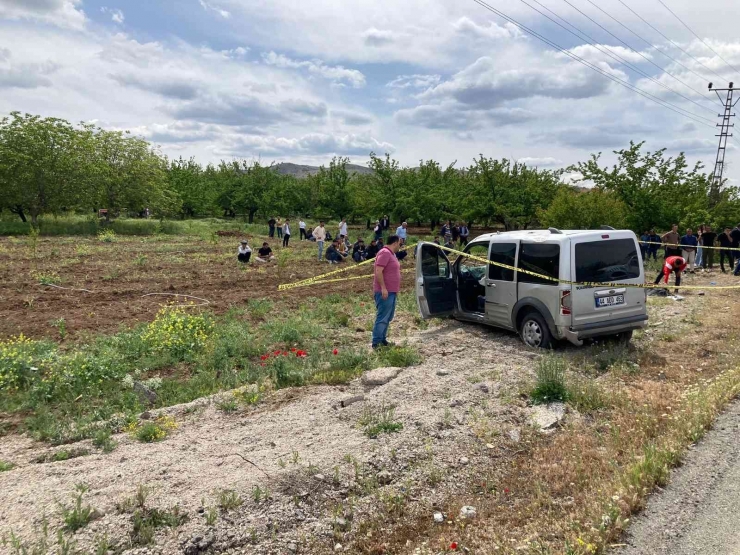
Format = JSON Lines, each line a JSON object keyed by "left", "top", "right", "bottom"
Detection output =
{"left": 372, "top": 292, "right": 397, "bottom": 346}
{"left": 317, "top": 240, "right": 324, "bottom": 260}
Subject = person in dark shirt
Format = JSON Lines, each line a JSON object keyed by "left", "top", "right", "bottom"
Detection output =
{"left": 679, "top": 228, "right": 698, "bottom": 272}
{"left": 352, "top": 238, "right": 367, "bottom": 262}
{"left": 267, "top": 217, "right": 276, "bottom": 238}
{"left": 256, "top": 242, "right": 274, "bottom": 262}
{"left": 647, "top": 229, "right": 661, "bottom": 260}
{"left": 366, "top": 239, "right": 379, "bottom": 259}
{"left": 639, "top": 230, "right": 649, "bottom": 260}
{"left": 325, "top": 240, "right": 344, "bottom": 264}
{"left": 700, "top": 226, "right": 717, "bottom": 270}
{"left": 718, "top": 227, "right": 734, "bottom": 273}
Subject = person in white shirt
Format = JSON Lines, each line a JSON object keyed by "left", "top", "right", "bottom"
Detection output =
{"left": 299, "top": 219, "right": 307, "bottom": 240}
{"left": 395, "top": 222, "right": 408, "bottom": 245}
{"left": 313, "top": 221, "right": 327, "bottom": 260}
{"left": 339, "top": 218, "right": 348, "bottom": 238}
{"left": 237, "top": 240, "right": 252, "bottom": 263}
{"left": 282, "top": 220, "right": 291, "bottom": 247}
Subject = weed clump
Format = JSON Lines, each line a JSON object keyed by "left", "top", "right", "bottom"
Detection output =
{"left": 531, "top": 356, "right": 568, "bottom": 404}
{"left": 217, "top": 489, "right": 243, "bottom": 511}
{"left": 127, "top": 416, "right": 177, "bottom": 443}
{"left": 60, "top": 486, "right": 97, "bottom": 532}
{"left": 359, "top": 404, "right": 403, "bottom": 438}
{"left": 0, "top": 460, "right": 14, "bottom": 472}
{"left": 142, "top": 307, "right": 213, "bottom": 360}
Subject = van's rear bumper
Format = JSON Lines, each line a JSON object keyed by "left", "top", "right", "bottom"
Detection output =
{"left": 561, "top": 314, "right": 648, "bottom": 345}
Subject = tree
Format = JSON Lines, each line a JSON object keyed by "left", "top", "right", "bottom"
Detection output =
{"left": 168, "top": 157, "right": 211, "bottom": 218}
{"left": 539, "top": 187, "right": 628, "bottom": 230}
{"left": 90, "top": 129, "right": 171, "bottom": 221}
{"left": 570, "top": 141, "right": 711, "bottom": 232}
{"left": 0, "top": 112, "right": 85, "bottom": 225}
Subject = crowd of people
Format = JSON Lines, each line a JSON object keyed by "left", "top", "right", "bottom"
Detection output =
{"left": 639, "top": 223, "right": 740, "bottom": 275}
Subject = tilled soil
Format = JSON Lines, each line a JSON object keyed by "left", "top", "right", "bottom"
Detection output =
{"left": 0, "top": 322, "right": 539, "bottom": 554}
{"left": 0, "top": 235, "right": 413, "bottom": 341}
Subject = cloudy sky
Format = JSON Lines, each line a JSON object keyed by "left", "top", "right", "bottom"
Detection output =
{"left": 1, "top": 0, "right": 738, "bottom": 181}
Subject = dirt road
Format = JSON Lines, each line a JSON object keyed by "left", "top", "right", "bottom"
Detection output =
{"left": 616, "top": 400, "right": 740, "bottom": 555}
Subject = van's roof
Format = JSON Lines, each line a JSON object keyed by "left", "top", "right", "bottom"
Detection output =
{"left": 473, "top": 229, "right": 636, "bottom": 243}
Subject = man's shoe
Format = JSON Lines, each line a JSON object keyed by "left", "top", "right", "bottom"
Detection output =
{"left": 381, "top": 340, "right": 395, "bottom": 348}
{"left": 372, "top": 343, "right": 380, "bottom": 350}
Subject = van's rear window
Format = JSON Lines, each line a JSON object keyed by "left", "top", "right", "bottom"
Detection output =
{"left": 518, "top": 244, "right": 560, "bottom": 286}
{"left": 575, "top": 239, "right": 640, "bottom": 283}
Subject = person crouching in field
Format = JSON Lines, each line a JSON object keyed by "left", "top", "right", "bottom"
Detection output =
{"left": 654, "top": 255, "right": 687, "bottom": 294}
{"left": 255, "top": 242, "right": 275, "bottom": 263}
{"left": 325, "top": 239, "right": 344, "bottom": 264}
{"left": 237, "top": 240, "right": 252, "bottom": 263}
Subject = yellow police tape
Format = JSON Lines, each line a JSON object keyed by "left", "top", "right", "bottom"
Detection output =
{"left": 276, "top": 242, "right": 416, "bottom": 291}
{"left": 638, "top": 240, "right": 740, "bottom": 252}
{"left": 278, "top": 241, "right": 740, "bottom": 291}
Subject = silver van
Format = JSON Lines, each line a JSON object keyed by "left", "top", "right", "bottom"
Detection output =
{"left": 415, "top": 229, "right": 648, "bottom": 348}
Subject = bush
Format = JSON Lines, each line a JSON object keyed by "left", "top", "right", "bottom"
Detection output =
{"left": 531, "top": 356, "right": 568, "bottom": 404}
{"left": 0, "top": 335, "right": 56, "bottom": 392}
{"left": 142, "top": 307, "right": 213, "bottom": 360}
{"left": 97, "top": 229, "right": 117, "bottom": 243}
{"left": 128, "top": 416, "right": 178, "bottom": 443}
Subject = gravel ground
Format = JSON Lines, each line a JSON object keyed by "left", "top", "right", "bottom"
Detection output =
{"left": 0, "top": 321, "right": 540, "bottom": 554}
{"left": 616, "top": 400, "right": 740, "bottom": 555}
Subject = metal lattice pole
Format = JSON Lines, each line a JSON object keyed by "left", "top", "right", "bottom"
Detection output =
{"left": 709, "top": 82, "right": 738, "bottom": 205}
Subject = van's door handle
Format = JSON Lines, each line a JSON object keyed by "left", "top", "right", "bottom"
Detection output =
{"left": 486, "top": 283, "right": 496, "bottom": 288}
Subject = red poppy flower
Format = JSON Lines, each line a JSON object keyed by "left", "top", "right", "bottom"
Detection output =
{"left": 333, "top": 349, "right": 338, "bottom": 355}
{"left": 274, "top": 350, "right": 281, "bottom": 355}
{"left": 260, "top": 363, "right": 266, "bottom": 367}
{"left": 504, "top": 488, "right": 510, "bottom": 494}
{"left": 450, "top": 542, "right": 458, "bottom": 551}
{"left": 290, "top": 348, "right": 297, "bottom": 352}
{"left": 283, "top": 351, "right": 289, "bottom": 356}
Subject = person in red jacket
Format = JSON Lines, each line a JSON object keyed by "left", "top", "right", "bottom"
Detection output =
{"left": 653, "top": 255, "right": 687, "bottom": 293}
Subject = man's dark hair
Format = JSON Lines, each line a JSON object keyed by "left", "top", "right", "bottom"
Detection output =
{"left": 262, "top": 242, "right": 268, "bottom": 246}
{"left": 386, "top": 235, "right": 400, "bottom": 246}
{"left": 319, "top": 220, "right": 324, "bottom": 224}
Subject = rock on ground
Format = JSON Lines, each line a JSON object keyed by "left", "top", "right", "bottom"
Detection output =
{"left": 361, "top": 367, "right": 401, "bottom": 386}
{"left": 529, "top": 403, "right": 566, "bottom": 431}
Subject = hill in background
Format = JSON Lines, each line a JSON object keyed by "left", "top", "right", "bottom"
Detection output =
{"left": 272, "top": 162, "right": 374, "bottom": 178}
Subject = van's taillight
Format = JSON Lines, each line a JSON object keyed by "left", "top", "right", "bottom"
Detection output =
{"left": 560, "top": 290, "right": 572, "bottom": 315}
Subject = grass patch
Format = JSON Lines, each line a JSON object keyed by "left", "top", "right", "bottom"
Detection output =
{"left": 217, "top": 489, "right": 243, "bottom": 511}
{"left": 530, "top": 356, "right": 568, "bottom": 404}
{"left": 376, "top": 345, "right": 421, "bottom": 367}
{"left": 60, "top": 488, "right": 96, "bottom": 532}
{"left": 0, "top": 460, "right": 14, "bottom": 472}
{"left": 128, "top": 416, "right": 178, "bottom": 443}
{"left": 92, "top": 428, "right": 117, "bottom": 453}
{"left": 359, "top": 404, "right": 404, "bottom": 438}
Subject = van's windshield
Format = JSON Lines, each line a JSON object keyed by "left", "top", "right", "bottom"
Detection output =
{"left": 575, "top": 239, "right": 640, "bottom": 283}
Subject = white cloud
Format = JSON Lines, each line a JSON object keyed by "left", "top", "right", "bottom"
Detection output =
{"left": 567, "top": 45, "right": 651, "bottom": 66}
{"left": 362, "top": 28, "right": 397, "bottom": 47}
{"left": 262, "top": 51, "right": 366, "bottom": 88}
{"left": 101, "top": 7, "right": 124, "bottom": 24}
{"left": 517, "top": 157, "right": 564, "bottom": 167}
{"left": 452, "top": 16, "right": 522, "bottom": 41}
{"left": 0, "top": 48, "right": 58, "bottom": 89}
{"left": 198, "top": 0, "right": 230, "bottom": 19}
{"left": 215, "top": 132, "right": 395, "bottom": 157}
{"left": 0, "top": 0, "right": 85, "bottom": 29}
{"left": 386, "top": 74, "right": 441, "bottom": 90}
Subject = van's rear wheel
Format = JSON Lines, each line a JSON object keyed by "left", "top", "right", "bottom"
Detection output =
{"left": 519, "top": 311, "right": 553, "bottom": 349}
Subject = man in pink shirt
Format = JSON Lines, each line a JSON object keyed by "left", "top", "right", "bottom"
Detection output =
{"left": 372, "top": 235, "right": 402, "bottom": 349}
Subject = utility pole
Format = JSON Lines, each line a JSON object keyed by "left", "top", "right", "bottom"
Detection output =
{"left": 708, "top": 82, "right": 738, "bottom": 205}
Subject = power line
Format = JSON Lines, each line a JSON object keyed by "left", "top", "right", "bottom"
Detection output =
{"left": 617, "top": 0, "right": 731, "bottom": 82}
{"left": 584, "top": 0, "right": 717, "bottom": 88}
{"left": 523, "top": 0, "right": 717, "bottom": 117}
{"left": 656, "top": 0, "right": 740, "bottom": 76}
{"left": 469, "top": 0, "right": 717, "bottom": 129}
{"left": 556, "top": 0, "right": 719, "bottom": 111}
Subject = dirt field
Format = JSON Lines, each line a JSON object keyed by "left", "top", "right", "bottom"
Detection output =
{"left": 0, "top": 231, "right": 415, "bottom": 341}
{"left": 3, "top": 231, "right": 740, "bottom": 555}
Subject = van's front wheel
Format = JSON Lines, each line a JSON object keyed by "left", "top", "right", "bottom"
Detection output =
{"left": 519, "top": 312, "right": 553, "bottom": 349}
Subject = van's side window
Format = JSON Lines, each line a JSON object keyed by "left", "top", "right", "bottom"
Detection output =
{"left": 518, "top": 243, "right": 560, "bottom": 285}
{"left": 489, "top": 243, "right": 516, "bottom": 281}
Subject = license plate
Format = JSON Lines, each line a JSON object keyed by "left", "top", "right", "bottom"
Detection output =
{"left": 596, "top": 295, "right": 624, "bottom": 307}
